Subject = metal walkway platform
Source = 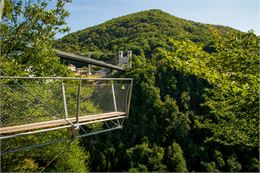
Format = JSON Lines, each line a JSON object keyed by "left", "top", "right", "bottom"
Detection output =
{"left": 0, "top": 76, "right": 133, "bottom": 154}
{"left": 0, "top": 111, "right": 126, "bottom": 134}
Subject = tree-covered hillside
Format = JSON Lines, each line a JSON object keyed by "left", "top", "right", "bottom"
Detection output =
{"left": 56, "top": 10, "right": 259, "bottom": 172}
{"left": 1, "top": 3, "right": 259, "bottom": 171}
{"left": 56, "top": 9, "right": 239, "bottom": 60}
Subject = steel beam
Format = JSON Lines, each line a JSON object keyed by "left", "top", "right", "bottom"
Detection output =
{"left": 56, "top": 49, "right": 124, "bottom": 71}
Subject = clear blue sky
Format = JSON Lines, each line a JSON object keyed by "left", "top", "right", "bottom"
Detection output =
{"left": 56, "top": 0, "right": 259, "bottom": 38}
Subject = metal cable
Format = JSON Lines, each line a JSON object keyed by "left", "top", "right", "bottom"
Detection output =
{"left": 39, "top": 141, "right": 73, "bottom": 172}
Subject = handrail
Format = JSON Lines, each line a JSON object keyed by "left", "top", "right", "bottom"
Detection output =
{"left": 0, "top": 77, "right": 133, "bottom": 136}
{"left": 0, "top": 76, "right": 133, "bottom": 154}
{"left": 0, "top": 76, "right": 133, "bottom": 81}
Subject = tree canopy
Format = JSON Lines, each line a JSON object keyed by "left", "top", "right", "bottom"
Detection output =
{"left": 57, "top": 9, "right": 259, "bottom": 172}
{"left": 1, "top": 6, "right": 259, "bottom": 172}
{"left": 1, "top": 0, "right": 71, "bottom": 76}
{"left": 1, "top": 1, "right": 89, "bottom": 172}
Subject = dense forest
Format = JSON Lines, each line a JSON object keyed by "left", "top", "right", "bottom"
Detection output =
{"left": 55, "top": 9, "right": 239, "bottom": 61}
{"left": 1, "top": 0, "right": 259, "bottom": 172}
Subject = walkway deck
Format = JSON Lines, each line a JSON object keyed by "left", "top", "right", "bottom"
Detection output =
{"left": 0, "top": 112, "right": 126, "bottom": 134}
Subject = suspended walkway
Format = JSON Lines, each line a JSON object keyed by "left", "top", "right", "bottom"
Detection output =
{"left": 56, "top": 50, "right": 125, "bottom": 71}
{"left": 0, "top": 76, "right": 133, "bottom": 155}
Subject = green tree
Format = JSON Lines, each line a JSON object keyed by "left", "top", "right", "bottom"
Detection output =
{"left": 166, "top": 142, "right": 188, "bottom": 172}
{"left": 201, "top": 31, "right": 259, "bottom": 147}
{"left": 126, "top": 142, "right": 167, "bottom": 172}
{"left": 158, "top": 32, "right": 258, "bottom": 171}
{"left": 159, "top": 95, "right": 191, "bottom": 144}
{"left": 51, "top": 8, "right": 259, "bottom": 172}
{"left": 201, "top": 161, "right": 219, "bottom": 172}
{"left": 2, "top": 140, "right": 90, "bottom": 172}
{"left": 159, "top": 32, "right": 259, "bottom": 147}
{"left": 0, "top": 1, "right": 91, "bottom": 172}
{"left": 1, "top": 0, "right": 71, "bottom": 76}
{"left": 227, "top": 155, "right": 242, "bottom": 172}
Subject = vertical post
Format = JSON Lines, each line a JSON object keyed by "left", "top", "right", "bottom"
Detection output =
{"left": 88, "top": 64, "right": 91, "bottom": 75}
{"left": 75, "top": 79, "right": 81, "bottom": 129}
{"left": 127, "top": 79, "right": 133, "bottom": 117}
{"left": 111, "top": 81, "right": 117, "bottom": 111}
{"left": 127, "top": 50, "right": 132, "bottom": 68}
{"left": 62, "top": 82, "right": 68, "bottom": 119}
{"left": 0, "top": 0, "right": 4, "bottom": 76}
{"left": 118, "top": 51, "right": 123, "bottom": 66}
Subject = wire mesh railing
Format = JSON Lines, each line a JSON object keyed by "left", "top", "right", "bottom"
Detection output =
{"left": 0, "top": 77, "right": 133, "bottom": 139}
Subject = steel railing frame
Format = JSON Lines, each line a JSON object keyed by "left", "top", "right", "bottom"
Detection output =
{"left": 0, "top": 76, "right": 133, "bottom": 139}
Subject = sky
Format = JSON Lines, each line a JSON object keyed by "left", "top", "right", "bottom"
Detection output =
{"left": 56, "top": 0, "right": 259, "bottom": 38}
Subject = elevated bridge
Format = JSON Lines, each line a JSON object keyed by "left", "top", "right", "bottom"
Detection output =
{"left": 56, "top": 50, "right": 125, "bottom": 71}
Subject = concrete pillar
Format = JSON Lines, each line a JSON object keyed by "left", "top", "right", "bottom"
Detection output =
{"left": 127, "top": 51, "right": 132, "bottom": 68}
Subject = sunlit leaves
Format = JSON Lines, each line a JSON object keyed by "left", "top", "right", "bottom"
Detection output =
{"left": 1, "top": 0, "right": 71, "bottom": 76}
{"left": 159, "top": 31, "right": 259, "bottom": 147}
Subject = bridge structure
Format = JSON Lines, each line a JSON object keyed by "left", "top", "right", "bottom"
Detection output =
{"left": 0, "top": 76, "right": 133, "bottom": 155}
{"left": 56, "top": 50, "right": 126, "bottom": 71}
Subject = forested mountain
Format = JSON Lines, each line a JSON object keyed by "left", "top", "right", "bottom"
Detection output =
{"left": 1, "top": 2, "right": 258, "bottom": 172}
{"left": 56, "top": 9, "right": 239, "bottom": 60}
{"left": 55, "top": 9, "right": 259, "bottom": 172}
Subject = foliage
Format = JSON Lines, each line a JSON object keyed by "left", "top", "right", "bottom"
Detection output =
{"left": 1, "top": 0, "right": 72, "bottom": 76}
{"left": 227, "top": 155, "right": 242, "bottom": 172}
{"left": 2, "top": 6, "right": 259, "bottom": 172}
{"left": 56, "top": 9, "right": 237, "bottom": 61}
{"left": 0, "top": 0, "right": 90, "bottom": 172}
{"left": 56, "top": 9, "right": 259, "bottom": 172}
{"left": 126, "top": 142, "right": 167, "bottom": 172}
{"left": 53, "top": 141, "right": 90, "bottom": 172}
{"left": 1, "top": 140, "right": 89, "bottom": 172}
{"left": 159, "top": 32, "right": 259, "bottom": 147}
{"left": 166, "top": 142, "right": 188, "bottom": 172}
{"left": 0, "top": 79, "right": 101, "bottom": 172}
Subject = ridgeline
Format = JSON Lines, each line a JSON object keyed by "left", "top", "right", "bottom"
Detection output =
{"left": 56, "top": 9, "right": 238, "bottom": 59}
